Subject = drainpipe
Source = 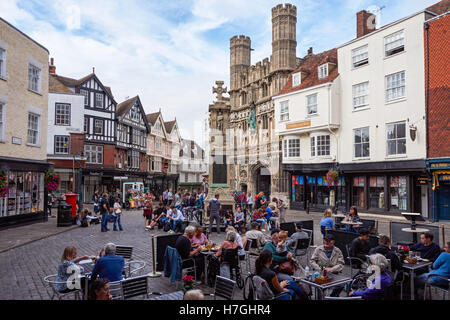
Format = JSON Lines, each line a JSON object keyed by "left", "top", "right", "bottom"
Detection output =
{"left": 425, "top": 22, "right": 435, "bottom": 222}
{"left": 327, "top": 84, "right": 339, "bottom": 213}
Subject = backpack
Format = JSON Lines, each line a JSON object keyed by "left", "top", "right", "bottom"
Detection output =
{"left": 163, "top": 222, "right": 171, "bottom": 232}
{"left": 243, "top": 274, "right": 255, "bottom": 300}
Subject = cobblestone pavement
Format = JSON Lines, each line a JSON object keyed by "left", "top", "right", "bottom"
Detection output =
{"left": 0, "top": 207, "right": 448, "bottom": 300}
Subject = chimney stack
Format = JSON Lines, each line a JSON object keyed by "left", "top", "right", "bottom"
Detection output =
{"left": 307, "top": 47, "right": 313, "bottom": 55}
{"left": 49, "top": 57, "right": 56, "bottom": 74}
{"left": 357, "top": 10, "right": 376, "bottom": 38}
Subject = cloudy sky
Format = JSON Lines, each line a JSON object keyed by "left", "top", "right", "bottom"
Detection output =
{"left": 2, "top": 0, "right": 437, "bottom": 146}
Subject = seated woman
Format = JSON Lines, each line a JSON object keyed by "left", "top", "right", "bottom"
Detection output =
{"left": 343, "top": 206, "right": 362, "bottom": 233}
{"left": 350, "top": 254, "right": 392, "bottom": 300}
{"left": 415, "top": 241, "right": 450, "bottom": 299}
{"left": 190, "top": 225, "right": 207, "bottom": 255}
{"left": 216, "top": 231, "right": 240, "bottom": 278}
{"left": 319, "top": 208, "right": 335, "bottom": 235}
{"left": 226, "top": 226, "right": 247, "bottom": 261}
{"left": 56, "top": 246, "right": 89, "bottom": 293}
{"left": 253, "top": 208, "right": 267, "bottom": 231}
{"left": 255, "top": 250, "right": 308, "bottom": 300}
{"left": 234, "top": 207, "right": 245, "bottom": 234}
{"left": 224, "top": 209, "right": 234, "bottom": 228}
{"left": 89, "top": 278, "right": 113, "bottom": 300}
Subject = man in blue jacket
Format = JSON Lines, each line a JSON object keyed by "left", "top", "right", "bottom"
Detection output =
{"left": 91, "top": 243, "right": 125, "bottom": 282}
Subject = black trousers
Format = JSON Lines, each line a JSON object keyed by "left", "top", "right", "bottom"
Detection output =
{"left": 182, "top": 255, "right": 205, "bottom": 279}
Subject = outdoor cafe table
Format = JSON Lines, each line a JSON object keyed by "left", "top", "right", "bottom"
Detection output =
{"left": 148, "top": 290, "right": 184, "bottom": 300}
{"left": 78, "top": 259, "right": 96, "bottom": 300}
{"left": 402, "top": 260, "right": 433, "bottom": 300}
{"left": 340, "top": 221, "right": 363, "bottom": 226}
{"left": 294, "top": 273, "right": 352, "bottom": 300}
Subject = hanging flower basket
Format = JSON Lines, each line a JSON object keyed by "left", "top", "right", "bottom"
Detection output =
{"left": 325, "top": 170, "right": 339, "bottom": 187}
{"left": 0, "top": 170, "right": 8, "bottom": 197}
{"left": 45, "top": 170, "right": 60, "bottom": 191}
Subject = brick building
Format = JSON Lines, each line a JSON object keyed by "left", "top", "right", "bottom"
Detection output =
{"left": 425, "top": 3, "right": 450, "bottom": 221}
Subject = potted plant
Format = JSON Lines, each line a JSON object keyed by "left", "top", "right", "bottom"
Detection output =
{"left": 0, "top": 170, "right": 8, "bottom": 197}
{"left": 182, "top": 275, "right": 195, "bottom": 292}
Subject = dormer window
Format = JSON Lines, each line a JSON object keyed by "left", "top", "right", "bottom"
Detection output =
{"left": 292, "top": 72, "right": 301, "bottom": 87}
{"left": 318, "top": 63, "right": 329, "bottom": 79}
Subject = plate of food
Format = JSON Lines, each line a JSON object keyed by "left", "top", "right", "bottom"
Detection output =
{"left": 314, "top": 276, "right": 333, "bottom": 285}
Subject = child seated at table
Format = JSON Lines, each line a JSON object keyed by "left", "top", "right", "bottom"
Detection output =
{"left": 276, "top": 231, "right": 289, "bottom": 257}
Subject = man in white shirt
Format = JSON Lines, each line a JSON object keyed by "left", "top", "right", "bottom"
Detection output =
{"left": 169, "top": 205, "right": 184, "bottom": 232}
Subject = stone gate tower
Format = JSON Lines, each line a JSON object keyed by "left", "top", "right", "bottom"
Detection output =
{"left": 271, "top": 4, "right": 297, "bottom": 72}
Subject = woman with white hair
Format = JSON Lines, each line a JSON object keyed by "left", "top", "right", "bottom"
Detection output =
{"left": 350, "top": 253, "right": 392, "bottom": 300}
{"left": 216, "top": 231, "right": 241, "bottom": 278}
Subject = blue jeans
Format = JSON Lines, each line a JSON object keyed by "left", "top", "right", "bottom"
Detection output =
{"left": 101, "top": 212, "right": 108, "bottom": 231}
{"left": 286, "top": 280, "right": 308, "bottom": 300}
{"left": 113, "top": 215, "right": 123, "bottom": 231}
{"left": 171, "top": 218, "right": 183, "bottom": 231}
{"left": 159, "top": 218, "right": 169, "bottom": 228}
{"left": 235, "top": 221, "right": 243, "bottom": 233}
{"left": 256, "top": 219, "right": 266, "bottom": 229}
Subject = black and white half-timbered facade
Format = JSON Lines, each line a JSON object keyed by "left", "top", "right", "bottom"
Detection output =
{"left": 116, "top": 95, "right": 151, "bottom": 173}
{"left": 53, "top": 72, "right": 118, "bottom": 200}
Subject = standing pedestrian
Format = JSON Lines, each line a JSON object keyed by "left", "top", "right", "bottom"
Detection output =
{"left": 113, "top": 198, "right": 123, "bottom": 231}
{"left": 162, "top": 189, "right": 168, "bottom": 206}
{"left": 207, "top": 194, "right": 222, "bottom": 235}
{"left": 247, "top": 192, "right": 253, "bottom": 213}
{"left": 99, "top": 193, "right": 111, "bottom": 232}
{"left": 167, "top": 189, "right": 174, "bottom": 206}
{"left": 92, "top": 190, "right": 100, "bottom": 216}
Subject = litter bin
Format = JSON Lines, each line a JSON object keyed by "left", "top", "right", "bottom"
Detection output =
{"left": 57, "top": 203, "right": 73, "bottom": 227}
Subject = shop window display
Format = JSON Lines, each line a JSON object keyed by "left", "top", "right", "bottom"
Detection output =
{"left": 390, "top": 176, "right": 407, "bottom": 211}
{"left": 352, "top": 176, "right": 365, "bottom": 207}
{"left": 369, "top": 176, "right": 385, "bottom": 209}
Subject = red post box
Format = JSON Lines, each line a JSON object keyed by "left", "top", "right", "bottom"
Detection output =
{"left": 65, "top": 193, "right": 78, "bottom": 218}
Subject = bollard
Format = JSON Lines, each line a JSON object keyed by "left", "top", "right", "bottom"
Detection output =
{"left": 442, "top": 224, "right": 446, "bottom": 248}
{"left": 375, "top": 220, "right": 379, "bottom": 235}
{"left": 148, "top": 235, "right": 162, "bottom": 278}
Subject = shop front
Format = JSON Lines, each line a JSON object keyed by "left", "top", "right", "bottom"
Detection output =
{"left": 340, "top": 160, "right": 428, "bottom": 216}
{"left": 0, "top": 156, "right": 50, "bottom": 228}
{"left": 285, "top": 163, "right": 340, "bottom": 212}
{"left": 427, "top": 159, "right": 450, "bottom": 221}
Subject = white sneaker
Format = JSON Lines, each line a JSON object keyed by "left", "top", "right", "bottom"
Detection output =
{"left": 168, "top": 230, "right": 175, "bottom": 234}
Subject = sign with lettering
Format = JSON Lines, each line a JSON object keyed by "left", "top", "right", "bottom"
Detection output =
{"left": 439, "top": 175, "right": 450, "bottom": 181}
{"left": 12, "top": 137, "right": 22, "bottom": 145}
{"left": 430, "top": 163, "right": 450, "bottom": 169}
{"left": 286, "top": 121, "right": 311, "bottom": 130}
{"left": 417, "top": 177, "right": 430, "bottom": 185}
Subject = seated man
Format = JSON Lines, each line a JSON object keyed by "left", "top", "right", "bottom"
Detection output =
{"left": 288, "top": 223, "right": 310, "bottom": 255}
{"left": 150, "top": 202, "right": 167, "bottom": 229}
{"left": 410, "top": 232, "right": 442, "bottom": 263}
{"left": 175, "top": 225, "right": 204, "bottom": 280}
{"left": 91, "top": 243, "right": 125, "bottom": 282}
{"left": 264, "top": 205, "right": 277, "bottom": 230}
{"left": 245, "top": 222, "right": 269, "bottom": 253}
{"left": 168, "top": 205, "right": 184, "bottom": 232}
{"left": 310, "top": 234, "right": 345, "bottom": 297}
{"left": 369, "top": 235, "right": 402, "bottom": 272}
{"left": 349, "top": 228, "right": 372, "bottom": 269}
{"left": 415, "top": 241, "right": 450, "bottom": 299}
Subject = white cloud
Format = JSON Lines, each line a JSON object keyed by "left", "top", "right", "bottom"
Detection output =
{"left": 1, "top": 0, "right": 437, "bottom": 146}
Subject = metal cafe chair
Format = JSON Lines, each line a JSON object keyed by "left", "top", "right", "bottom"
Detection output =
{"left": 345, "top": 244, "right": 368, "bottom": 278}
{"left": 124, "top": 260, "right": 146, "bottom": 279}
{"left": 43, "top": 275, "right": 82, "bottom": 300}
{"left": 242, "top": 239, "right": 253, "bottom": 273}
{"left": 120, "top": 275, "right": 152, "bottom": 300}
{"left": 424, "top": 274, "right": 450, "bottom": 300}
{"left": 211, "top": 275, "right": 236, "bottom": 300}
{"left": 115, "top": 245, "right": 134, "bottom": 260}
{"left": 324, "top": 296, "right": 362, "bottom": 300}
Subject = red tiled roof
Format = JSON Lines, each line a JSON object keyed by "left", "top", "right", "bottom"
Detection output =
{"left": 427, "top": 0, "right": 450, "bottom": 15}
{"left": 49, "top": 74, "right": 73, "bottom": 94}
{"left": 164, "top": 120, "right": 176, "bottom": 133}
{"left": 146, "top": 112, "right": 160, "bottom": 125}
{"left": 279, "top": 48, "right": 338, "bottom": 95}
{"left": 116, "top": 96, "right": 138, "bottom": 117}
